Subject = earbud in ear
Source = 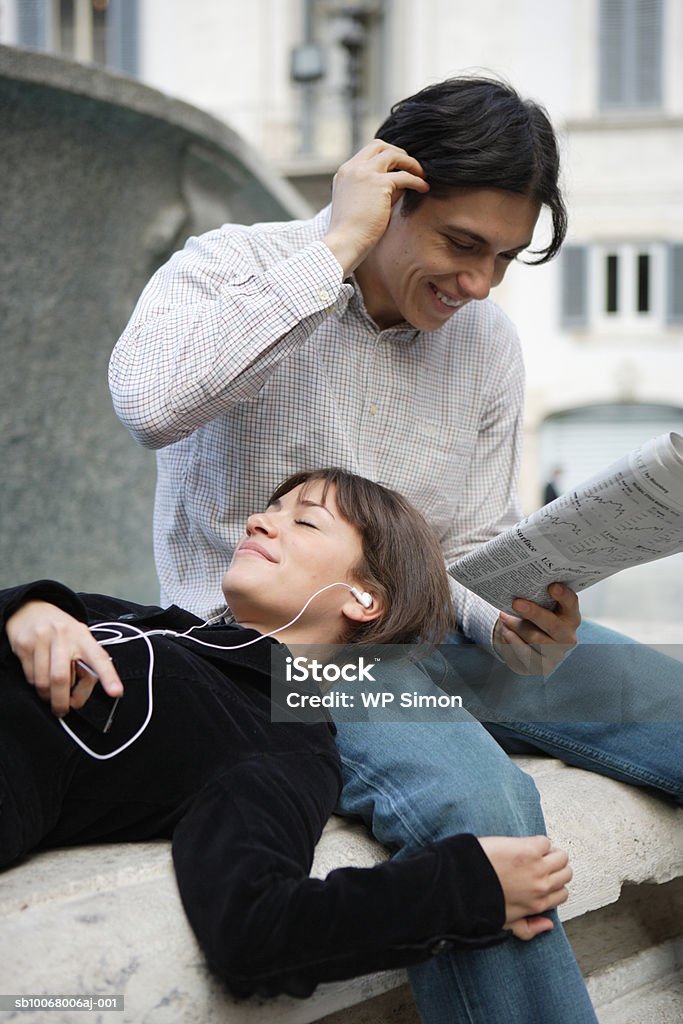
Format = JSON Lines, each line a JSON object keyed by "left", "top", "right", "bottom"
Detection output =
{"left": 350, "top": 586, "right": 373, "bottom": 609}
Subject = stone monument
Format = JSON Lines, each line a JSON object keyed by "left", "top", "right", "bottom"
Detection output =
{"left": 0, "top": 43, "right": 309, "bottom": 601}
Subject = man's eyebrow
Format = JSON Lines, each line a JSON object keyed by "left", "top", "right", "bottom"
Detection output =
{"left": 444, "top": 226, "right": 532, "bottom": 253}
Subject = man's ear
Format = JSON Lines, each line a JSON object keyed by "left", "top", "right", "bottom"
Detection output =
{"left": 341, "top": 586, "right": 384, "bottom": 626}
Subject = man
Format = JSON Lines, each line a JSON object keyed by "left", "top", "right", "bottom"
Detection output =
{"left": 110, "top": 77, "right": 681, "bottom": 1023}
{"left": 543, "top": 466, "right": 563, "bottom": 504}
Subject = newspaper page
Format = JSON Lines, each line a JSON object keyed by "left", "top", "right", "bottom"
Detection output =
{"left": 449, "top": 432, "right": 683, "bottom": 614}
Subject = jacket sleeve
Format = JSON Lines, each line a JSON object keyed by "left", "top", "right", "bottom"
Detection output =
{"left": 0, "top": 581, "right": 168, "bottom": 632}
{"left": 0, "top": 581, "right": 90, "bottom": 631}
{"left": 109, "top": 228, "right": 347, "bottom": 450}
{"left": 0, "top": 581, "right": 169, "bottom": 660}
{"left": 172, "top": 750, "right": 507, "bottom": 999}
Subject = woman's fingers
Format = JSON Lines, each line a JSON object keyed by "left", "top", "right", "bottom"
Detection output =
{"left": 509, "top": 915, "right": 555, "bottom": 941}
{"left": 6, "top": 600, "right": 124, "bottom": 716}
{"left": 477, "top": 835, "right": 573, "bottom": 932}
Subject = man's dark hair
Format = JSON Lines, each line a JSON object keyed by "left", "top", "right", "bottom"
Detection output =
{"left": 375, "top": 76, "right": 567, "bottom": 263}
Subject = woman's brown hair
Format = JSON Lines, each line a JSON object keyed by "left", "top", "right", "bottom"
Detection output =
{"left": 267, "top": 468, "right": 454, "bottom": 646}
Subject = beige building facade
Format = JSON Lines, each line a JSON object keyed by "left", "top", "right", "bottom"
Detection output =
{"left": 3, "top": 0, "right": 682, "bottom": 626}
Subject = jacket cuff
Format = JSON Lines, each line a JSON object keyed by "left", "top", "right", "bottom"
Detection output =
{"left": 1, "top": 580, "right": 89, "bottom": 629}
{"left": 435, "top": 832, "right": 507, "bottom": 940}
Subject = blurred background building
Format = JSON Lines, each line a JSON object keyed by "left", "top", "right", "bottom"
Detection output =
{"left": 2, "top": 0, "right": 682, "bottom": 634}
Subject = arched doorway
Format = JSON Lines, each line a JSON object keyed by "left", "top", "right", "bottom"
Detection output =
{"left": 538, "top": 403, "right": 683, "bottom": 638}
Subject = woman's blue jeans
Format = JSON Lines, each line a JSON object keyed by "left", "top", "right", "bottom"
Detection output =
{"left": 332, "top": 620, "right": 683, "bottom": 1023}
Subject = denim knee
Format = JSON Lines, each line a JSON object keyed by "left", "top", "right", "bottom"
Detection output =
{"left": 337, "top": 722, "right": 546, "bottom": 855}
{"left": 418, "top": 757, "right": 546, "bottom": 841}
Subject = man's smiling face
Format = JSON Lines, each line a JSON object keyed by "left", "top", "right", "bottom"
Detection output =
{"left": 355, "top": 187, "right": 541, "bottom": 331}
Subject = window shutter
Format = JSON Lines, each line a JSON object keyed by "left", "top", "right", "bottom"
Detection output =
{"left": 600, "top": 0, "right": 626, "bottom": 108}
{"left": 667, "top": 245, "right": 683, "bottom": 326}
{"left": 17, "top": 0, "right": 51, "bottom": 51}
{"left": 561, "top": 245, "right": 589, "bottom": 328}
{"left": 599, "top": 0, "right": 662, "bottom": 109}
{"left": 635, "top": 0, "right": 663, "bottom": 106}
{"left": 106, "top": 0, "right": 139, "bottom": 76}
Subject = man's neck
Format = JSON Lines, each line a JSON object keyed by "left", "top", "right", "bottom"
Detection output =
{"left": 353, "top": 258, "right": 406, "bottom": 331}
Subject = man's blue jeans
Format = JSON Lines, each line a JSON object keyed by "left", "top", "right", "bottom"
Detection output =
{"left": 332, "top": 620, "right": 683, "bottom": 1024}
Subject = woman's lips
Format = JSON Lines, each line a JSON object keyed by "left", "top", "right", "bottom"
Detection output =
{"left": 235, "top": 540, "right": 276, "bottom": 562}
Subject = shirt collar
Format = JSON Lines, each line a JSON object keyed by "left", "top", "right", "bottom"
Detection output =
{"left": 313, "top": 204, "right": 419, "bottom": 338}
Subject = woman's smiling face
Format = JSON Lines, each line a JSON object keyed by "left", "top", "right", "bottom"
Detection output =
{"left": 222, "top": 481, "right": 372, "bottom": 644}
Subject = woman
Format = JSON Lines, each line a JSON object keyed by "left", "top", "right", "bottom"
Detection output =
{"left": 1, "top": 468, "right": 571, "bottom": 998}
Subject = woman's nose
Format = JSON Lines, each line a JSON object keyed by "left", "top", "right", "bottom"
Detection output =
{"left": 246, "top": 511, "right": 278, "bottom": 536}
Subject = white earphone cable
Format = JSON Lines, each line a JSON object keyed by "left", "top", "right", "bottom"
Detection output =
{"left": 59, "top": 582, "right": 367, "bottom": 760}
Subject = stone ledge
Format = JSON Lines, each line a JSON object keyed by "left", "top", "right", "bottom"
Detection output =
{"left": 0, "top": 757, "right": 680, "bottom": 1024}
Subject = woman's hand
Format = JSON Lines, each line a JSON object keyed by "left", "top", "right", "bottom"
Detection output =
{"left": 493, "top": 583, "right": 580, "bottom": 676}
{"left": 478, "top": 835, "right": 572, "bottom": 940}
{"left": 6, "top": 600, "right": 123, "bottom": 717}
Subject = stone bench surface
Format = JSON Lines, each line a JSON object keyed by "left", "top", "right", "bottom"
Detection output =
{"left": 0, "top": 757, "right": 680, "bottom": 1024}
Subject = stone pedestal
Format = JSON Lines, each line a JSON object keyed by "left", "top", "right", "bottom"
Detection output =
{"left": 0, "top": 44, "right": 309, "bottom": 601}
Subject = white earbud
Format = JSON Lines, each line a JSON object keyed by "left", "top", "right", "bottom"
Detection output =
{"left": 350, "top": 586, "right": 373, "bottom": 609}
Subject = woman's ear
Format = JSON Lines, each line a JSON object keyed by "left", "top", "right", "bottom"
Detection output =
{"left": 341, "top": 585, "right": 384, "bottom": 626}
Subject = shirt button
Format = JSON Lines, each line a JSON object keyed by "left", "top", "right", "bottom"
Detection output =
{"left": 318, "top": 287, "right": 331, "bottom": 304}
{"left": 370, "top": 403, "right": 378, "bottom": 416}
{"left": 429, "top": 939, "right": 451, "bottom": 956}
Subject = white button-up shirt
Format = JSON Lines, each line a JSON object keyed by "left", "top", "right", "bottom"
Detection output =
{"left": 109, "top": 208, "right": 525, "bottom": 646}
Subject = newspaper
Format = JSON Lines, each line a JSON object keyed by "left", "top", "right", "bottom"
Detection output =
{"left": 449, "top": 432, "right": 683, "bottom": 614}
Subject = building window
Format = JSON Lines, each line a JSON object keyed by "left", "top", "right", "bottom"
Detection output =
{"left": 291, "top": 0, "right": 388, "bottom": 159}
{"left": 597, "top": 244, "right": 661, "bottom": 321}
{"left": 53, "top": 0, "right": 107, "bottom": 63}
{"left": 561, "top": 241, "right": 682, "bottom": 330}
{"left": 606, "top": 253, "right": 619, "bottom": 313}
{"left": 15, "top": 0, "right": 138, "bottom": 76}
{"left": 637, "top": 253, "right": 651, "bottom": 312}
{"left": 599, "top": 0, "right": 663, "bottom": 111}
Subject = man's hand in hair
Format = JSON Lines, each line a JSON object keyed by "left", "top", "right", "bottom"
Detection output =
{"left": 323, "top": 140, "right": 429, "bottom": 275}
